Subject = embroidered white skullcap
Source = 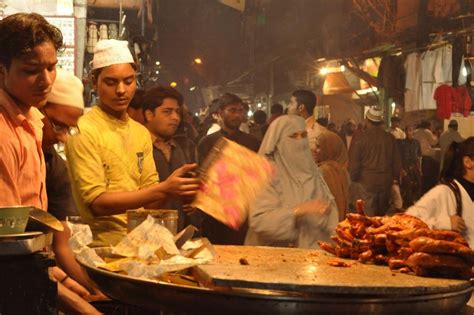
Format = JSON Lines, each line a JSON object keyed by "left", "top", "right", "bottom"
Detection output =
{"left": 47, "top": 70, "right": 84, "bottom": 110}
{"left": 91, "top": 39, "right": 135, "bottom": 70}
{"left": 366, "top": 106, "right": 384, "bottom": 122}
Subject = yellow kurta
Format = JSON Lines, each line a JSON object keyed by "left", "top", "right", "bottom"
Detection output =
{"left": 65, "top": 106, "right": 157, "bottom": 247}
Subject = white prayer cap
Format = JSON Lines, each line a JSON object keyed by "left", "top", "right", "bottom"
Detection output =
{"left": 47, "top": 70, "right": 84, "bottom": 110}
{"left": 366, "top": 106, "right": 384, "bottom": 122}
{"left": 91, "top": 39, "right": 135, "bottom": 70}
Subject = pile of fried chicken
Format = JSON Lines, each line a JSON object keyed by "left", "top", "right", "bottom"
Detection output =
{"left": 318, "top": 205, "right": 473, "bottom": 280}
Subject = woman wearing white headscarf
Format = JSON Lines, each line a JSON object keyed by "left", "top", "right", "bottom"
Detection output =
{"left": 245, "top": 115, "right": 338, "bottom": 248}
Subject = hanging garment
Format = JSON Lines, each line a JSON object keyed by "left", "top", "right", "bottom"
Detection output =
{"left": 434, "top": 84, "right": 454, "bottom": 119}
{"left": 420, "top": 50, "right": 437, "bottom": 109}
{"left": 452, "top": 86, "right": 472, "bottom": 117}
{"left": 99, "top": 24, "right": 108, "bottom": 40}
{"left": 86, "top": 23, "right": 98, "bottom": 54}
{"left": 434, "top": 85, "right": 472, "bottom": 119}
{"left": 452, "top": 37, "right": 465, "bottom": 86}
{"left": 405, "top": 52, "right": 422, "bottom": 112}
{"left": 433, "top": 45, "right": 453, "bottom": 84}
{"left": 108, "top": 24, "right": 118, "bottom": 39}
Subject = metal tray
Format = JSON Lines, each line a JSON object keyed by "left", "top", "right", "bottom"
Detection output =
{"left": 0, "top": 232, "right": 52, "bottom": 256}
{"left": 78, "top": 247, "right": 473, "bottom": 314}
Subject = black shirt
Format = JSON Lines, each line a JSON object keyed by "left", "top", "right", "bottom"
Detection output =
{"left": 457, "top": 177, "right": 474, "bottom": 202}
{"left": 44, "top": 147, "right": 78, "bottom": 221}
{"left": 197, "top": 129, "right": 261, "bottom": 245}
{"left": 197, "top": 129, "right": 261, "bottom": 164}
{"left": 152, "top": 140, "right": 189, "bottom": 230}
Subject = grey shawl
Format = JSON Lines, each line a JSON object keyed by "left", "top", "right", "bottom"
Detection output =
{"left": 245, "top": 115, "right": 338, "bottom": 248}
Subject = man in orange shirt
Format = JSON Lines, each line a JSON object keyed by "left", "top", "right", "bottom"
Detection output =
{"left": 0, "top": 13, "right": 63, "bottom": 209}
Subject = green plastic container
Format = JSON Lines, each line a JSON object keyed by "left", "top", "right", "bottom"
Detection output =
{"left": 0, "top": 206, "right": 32, "bottom": 235}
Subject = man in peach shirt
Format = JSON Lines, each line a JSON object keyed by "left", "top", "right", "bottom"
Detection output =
{"left": 0, "top": 13, "right": 63, "bottom": 209}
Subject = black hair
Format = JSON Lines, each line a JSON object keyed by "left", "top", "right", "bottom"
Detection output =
{"left": 440, "top": 137, "right": 474, "bottom": 183}
{"left": 271, "top": 103, "right": 283, "bottom": 115}
{"left": 367, "top": 119, "right": 383, "bottom": 127}
{"left": 418, "top": 120, "right": 431, "bottom": 129}
{"left": 253, "top": 110, "right": 267, "bottom": 125}
{"left": 391, "top": 116, "right": 401, "bottom": 122}
{"left": 129, "top": 89, "right": 145, "bottom": 109}
{"left": 141, "top": 86, "right": 183, "bottom": 116}
{"left": 292, "top": 90, "right": 316, "bottom": 115}
{"left": 316, "top": 117, "right": 329, "bottom": 127}
{"left": 0, "top": 13, "right": 63, "bottom": 68}
{"left": 217, "top": 93, "right": 242, "bottom": 110}
{"left": 208, "top": 98, "right": 220, "bottom": 114}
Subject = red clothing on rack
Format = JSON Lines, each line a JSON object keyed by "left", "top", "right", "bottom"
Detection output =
{"left": 434, "top": 85, "right": 472, "bottom": 119}
{"left": 452, "top": 86, "right": 472, "bottom": 117}
{"left": 434, "top": 84, "right": 453, "bottom": 119}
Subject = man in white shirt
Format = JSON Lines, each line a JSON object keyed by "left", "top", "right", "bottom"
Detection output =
{"left": 413, "top": 120, "right": 439, "bottom": 194}
{"left": 288, "top": 89, "right": 326, "bottom": 156}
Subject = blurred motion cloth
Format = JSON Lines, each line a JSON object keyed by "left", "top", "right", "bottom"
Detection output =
{"left": 192, "top": 138, "right": 273, "bottom": 230}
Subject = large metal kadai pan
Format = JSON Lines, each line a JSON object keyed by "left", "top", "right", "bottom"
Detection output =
{"left": 78, "top": 246, "right": 473, "bottom": 314}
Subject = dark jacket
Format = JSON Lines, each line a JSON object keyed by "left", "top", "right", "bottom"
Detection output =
{"left": 349, "top": 126, "right": 401, "bottom": 190}
{"left": 44, "top": 147, "right": 78, "bottom": 220}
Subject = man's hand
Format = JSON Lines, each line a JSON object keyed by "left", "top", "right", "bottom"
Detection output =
{"left": 450, "top": 215, "right": 466, "bottom": 233}
{"left": 294, "top": 198, "right": 330, "bottom": 217}
{"left": 163, "top": 164, "right": 201, "bottom": 197}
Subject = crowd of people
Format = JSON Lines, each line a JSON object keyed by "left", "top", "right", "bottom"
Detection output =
{"left": 1, "top": 12, "right": 474, "bottom": 314}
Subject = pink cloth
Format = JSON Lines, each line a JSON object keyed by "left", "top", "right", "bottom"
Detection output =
{"left": 0, "top": 89, "right": 47, "bottom": 209}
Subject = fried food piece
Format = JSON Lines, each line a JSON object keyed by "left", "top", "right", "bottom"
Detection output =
{"left": 358, "top": 250, "right": 373, "bottom": 263}
{"left": 318, "top": 241, "right": 336, "bottom": 255}
{"left": 405, "top": 252, "right": 472, "bottom": 279}
{"left": 328, "top": 259, "right": 352, "bottom": 267}
{"left": 409, "top": 237, "right": 473, "bottom": 261}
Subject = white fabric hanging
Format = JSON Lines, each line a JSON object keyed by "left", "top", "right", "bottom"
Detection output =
{"left": 404, "top": 52, "right": 422, "bottom": 112}
{"left": 420, "top": 50, "right": 437, "bottom": 109}
{"left": 99, "top": 24, "right": 108, "bottom": 40}
{"left": 86, "top": 23, "right": 98, "bottom": 54}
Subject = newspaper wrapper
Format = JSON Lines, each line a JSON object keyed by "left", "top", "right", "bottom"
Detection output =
{"left": 68, "top": 221, "right": 106, "bottom": 267}
{"left": 192, "top": 138, "right": 274, "bottom": 230}
{"left": 71, "top": 215, "right": 215, "bottom": 280}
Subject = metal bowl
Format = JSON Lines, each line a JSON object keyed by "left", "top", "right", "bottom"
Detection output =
{"left": 0, "top": 206, "right": 31, "bottom": 235}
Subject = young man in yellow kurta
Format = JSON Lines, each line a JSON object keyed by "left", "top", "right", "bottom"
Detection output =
{"left": 66, "top": 40, "right": 200, "bottom": 247}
